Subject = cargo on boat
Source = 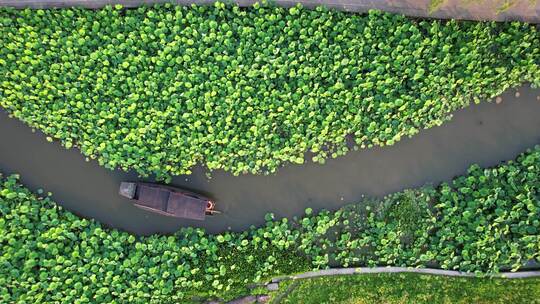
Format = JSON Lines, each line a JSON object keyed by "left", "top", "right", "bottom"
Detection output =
{"left": 119, "top": 182, "right": 218, "bottom": 220}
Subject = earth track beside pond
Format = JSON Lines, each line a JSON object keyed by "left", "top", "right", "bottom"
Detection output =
{"left": 1, "top": 0, "right": 539, "bottom": 23}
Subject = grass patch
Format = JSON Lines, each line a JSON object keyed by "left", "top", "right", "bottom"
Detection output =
{"left": 278, "top": 274, "right": 540, "bottom": 303}
{"left": 428, "top": 0, "right": 447, "bottom": 13}
{"left": 497, "top": 0, "right": 518, "bottom": 13}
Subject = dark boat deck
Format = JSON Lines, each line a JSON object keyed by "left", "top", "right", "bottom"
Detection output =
{"left": 167, "top": 193, "right": 206, "bottom": 220}
{"left": 136, "top": 186, "right": 169, "bottom": 210}
{"left": 136, "top": 184, "right": 206, "bottom": 220}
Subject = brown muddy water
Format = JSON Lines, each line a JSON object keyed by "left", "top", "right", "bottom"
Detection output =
{"left": 1, "top": 85, "right": 540, "bottom": 235}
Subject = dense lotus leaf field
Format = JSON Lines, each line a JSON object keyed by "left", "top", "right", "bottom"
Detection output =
{"left": 2, "top": 146, "right": 540, "bottom": 302}
{"left": 1, "top": 3, "right": 539, "bottom": 178}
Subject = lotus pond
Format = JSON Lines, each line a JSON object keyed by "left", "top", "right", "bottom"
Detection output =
{"left": 1, "top": 3, "right": 539, "bottom": 179}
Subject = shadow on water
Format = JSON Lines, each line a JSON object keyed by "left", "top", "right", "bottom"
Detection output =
{"left": 1, "top": 86, "right": 540, "bottom": 235}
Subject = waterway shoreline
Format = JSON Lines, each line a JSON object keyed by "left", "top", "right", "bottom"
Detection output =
{"left": 1, "top": 85, "right": 540, "bottom": 235}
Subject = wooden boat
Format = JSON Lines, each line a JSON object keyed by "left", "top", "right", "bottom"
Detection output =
{"left": 119, "top": 182, "right": 218, "bottom": 220}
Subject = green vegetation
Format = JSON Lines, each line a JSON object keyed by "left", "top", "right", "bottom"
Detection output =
{"left": 497, "top": 0, "right": 519, "bottom": 13}
{"left": 428, "top": 0, "right": 447, "bottom": 13}
{"left": 275, "top": 274, "right": 540, "bottom": 303}
{"left": 1, "top": 4, "right": 539, "bottom": 179}
{"left": 2, "top": 146, "right": 540, "bottom": 302}
{"left": 0, "top": 176, "right": 310, "bottom": 303}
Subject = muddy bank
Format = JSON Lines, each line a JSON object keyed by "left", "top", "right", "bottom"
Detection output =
{"left": 1, "top": 86, "right": 540, "bottom": 235}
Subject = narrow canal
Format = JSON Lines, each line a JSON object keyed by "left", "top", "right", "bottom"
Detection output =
{"left": 1, "top": 86, "right": 540, "bottom": 235}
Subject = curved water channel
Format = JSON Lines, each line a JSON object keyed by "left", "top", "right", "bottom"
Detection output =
{"left": 1, "top": 86, "right": 540, "bottom": 235}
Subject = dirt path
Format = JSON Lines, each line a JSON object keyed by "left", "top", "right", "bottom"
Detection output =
{"left": 1, "top": 0, "right": 539, "bottom": 23}
{"left": 271, "top": 267, "right": 540, "bottom": 282}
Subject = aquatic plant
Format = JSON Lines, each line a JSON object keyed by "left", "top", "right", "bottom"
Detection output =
{"left": 1, "top": 3, "right": 539, "bottom": 178}
{"left": 2, "top": 146, "right": 540, "bottom": 302}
